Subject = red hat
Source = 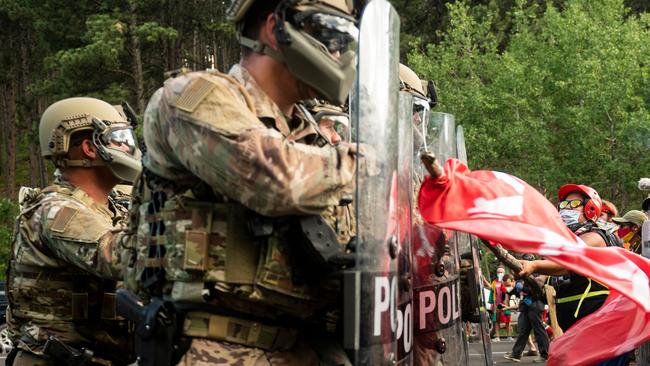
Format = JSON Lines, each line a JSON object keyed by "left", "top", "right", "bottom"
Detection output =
{"left": 558, "top": 184, "right": 602, "bottom": 221}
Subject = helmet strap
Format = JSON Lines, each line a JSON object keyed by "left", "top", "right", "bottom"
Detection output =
{"left": 59, "top": 158, "right": 106, "bottom": 168}
{"left": 237, "top": 34, "right": 285, "bottom": 62}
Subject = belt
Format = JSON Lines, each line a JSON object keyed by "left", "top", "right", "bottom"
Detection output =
{"left": 183, "top": 311, "right": 298, "bottom": 351}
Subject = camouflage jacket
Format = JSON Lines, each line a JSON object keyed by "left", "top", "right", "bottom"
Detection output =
{"left": 7, "top": 178, "right": 133, "bottom": 359}
{"left": 143, "top": 63, "right": 359, "bottom": 216}
{"left": 132, "top": 64, "right": 363, "bottom": 321}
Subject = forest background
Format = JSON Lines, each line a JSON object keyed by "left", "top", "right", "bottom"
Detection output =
{"left": 1, "top": 0, "right": 650, "bottom": 276}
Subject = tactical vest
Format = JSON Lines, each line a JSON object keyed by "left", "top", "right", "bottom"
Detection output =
{"left": 132, "top": 170, "right": 344, "bottom": 320}
{"left": 554, "top": 226, "right": 617, "bottom": 316}
{"left": 7, "top": 185, "right": 126, "bottom": 349}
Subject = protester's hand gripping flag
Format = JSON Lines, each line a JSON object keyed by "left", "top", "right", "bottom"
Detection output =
{"left": 417, "top": 158, "right": 650, "bottom": 365}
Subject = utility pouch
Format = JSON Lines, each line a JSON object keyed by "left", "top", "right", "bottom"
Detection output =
{"left": 42, "top": 336, "right": 93, "bottom": 366}
{"left": 116, "top": 289, "right": 190, "bottom": 366}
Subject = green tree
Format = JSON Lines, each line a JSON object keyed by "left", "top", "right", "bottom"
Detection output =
{"left": 409, "top": 0, "right": 650, "bottom": 210}
{"left": 0, "top": 199, "right": 18, "bottom": 279}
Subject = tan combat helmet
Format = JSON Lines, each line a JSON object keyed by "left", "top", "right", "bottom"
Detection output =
{"left": 227, "top": 0, "right": 358, "bottom": 105}
{"left": 399, "top": 64, "right": 432, "bottom": 127}
{"left": 39, "top": 97, "right": 142, "bottom": 183}
{"left": 303, "top": 99, "right": 350, "bottom": 145}
{"left": 399, "top": 64, "right": 427, "bottom": 99}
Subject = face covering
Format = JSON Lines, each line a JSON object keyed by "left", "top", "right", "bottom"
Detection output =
{"left": 618, "top": 226, "right": 634, "bottom": 240}
{"left": 560, "top": 209, "right": 581, "bottom": 226}
{"left": 497, "top": 273, "right": 504, "bottom": 281}
{"left": 505, "top": 286, "right": 514, "bottom": 292}
{"left": 598, "top": 219, "right": 619, "bottom": 234}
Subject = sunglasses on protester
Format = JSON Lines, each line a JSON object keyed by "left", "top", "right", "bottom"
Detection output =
{"left": 559, "top": 199, "right": 584, "bottom": 210}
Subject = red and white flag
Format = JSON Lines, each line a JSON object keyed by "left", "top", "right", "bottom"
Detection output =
{"left": 417, "top": 158, "right": 650, "bottom": 365}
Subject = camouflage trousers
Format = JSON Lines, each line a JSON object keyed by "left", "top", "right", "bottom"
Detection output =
{"left": 8, "top": 349, "right": 114, "bottom": 366}
{"left": 177, "top": 337, "right": 352, "bottom": 366}
{"left": 176, "top": 338, "right": 319, "bottom": 366}
{"left": 9, "top": 350, "right": 50, "bottom": 366}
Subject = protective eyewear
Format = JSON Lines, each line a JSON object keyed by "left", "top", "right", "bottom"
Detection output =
{"left": 105, "top": 127, "right": 138, "bottom": 155}
{"left": 413, "top": 97, "right": 430, "bottom": 125}
{"left": 93, "top": 117, "right": 138, "bottom": 156}
{"left": 316, "top": 113, "right": 350, "bottom": 143}
{"left": 294, "top": 12, "right": 359, "bottom": 54}
{"left": 559, "top": 199, "right": 584, "bottom": 210}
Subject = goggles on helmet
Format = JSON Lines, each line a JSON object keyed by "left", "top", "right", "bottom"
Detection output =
{"left": 104, "top": 127, "right": 138, "bottom": 155}
{"left": 92, "top": 118, "right": 139, "bottom": 158}
{"left": 293, "top": 12, "right": 358, "bottom": 55}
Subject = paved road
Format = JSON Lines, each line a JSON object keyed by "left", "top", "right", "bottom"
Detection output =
{"left": 469, "top": 338, "right": 546, "bottom": 366}
{"left": 0, "top": 341, "right": 541, "bottom": 366}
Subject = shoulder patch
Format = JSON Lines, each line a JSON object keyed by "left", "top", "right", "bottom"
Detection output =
{"left": 50, "top": 206, "right": 78, "bottom": 233}
{"left": 175, "top": 76, "right": 219, "bottom": 113}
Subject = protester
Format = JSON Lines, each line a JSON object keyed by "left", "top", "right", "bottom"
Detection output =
{"left": 490, "top": 266, "right": 508, "bottom": 341}
{"left": 519, "top": 184, "right": 629, "bottom": 366}
{"left": 612, "top": 210, "right": 648, "bottom": 254}
{"left": 501, "top": 274, "right": 516, "bottom": 341}
{"left": 504, "top": 256, "right": 549, "bottom": 363}
{"left": 599, "top": 199, "right": 619, "bottom": 234}
{"left": 418, "top": 160, "right": 650, "bottom": 365}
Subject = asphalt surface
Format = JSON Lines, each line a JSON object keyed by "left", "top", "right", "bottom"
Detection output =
{"left": 469, "top": 338, "right": 546, "bottom": 366}
{"left": 0, "top": 340, "right": 541, "bottom": 366}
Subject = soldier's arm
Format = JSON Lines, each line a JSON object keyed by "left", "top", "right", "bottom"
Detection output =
{"left": 149, "top": 80, "right": 362, "bottom": 217}
{"left": 41, "top": 202, "right": 127, "bottom": 280}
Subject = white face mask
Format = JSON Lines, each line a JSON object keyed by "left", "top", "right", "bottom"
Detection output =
{"left": 598, "top": 219, "right": 618, "bottom": 232}
{"left": 506, "top": 286, "right": 513, "bottom": 292}
{"left": 497, "top": 272, "right": 504, "bottom": 281}
{"left": 559, "top": 209, "right": 581, "bottom": 226}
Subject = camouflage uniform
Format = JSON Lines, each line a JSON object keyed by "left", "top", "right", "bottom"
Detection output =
{"left": 7, "top": 177, "right": 133, "bottom": 365}
{"left": 130, "top": 64, "right": 360, "bottom": 365}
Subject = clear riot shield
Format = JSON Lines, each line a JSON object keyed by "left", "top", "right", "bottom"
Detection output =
{"left": 428, "top": 112, "right": 457, "bottom": 162}
{"left": 640, "top": 221, "right": 650, "bottom": 365}
{"left": 456, "top": 125, "right": 468, "bottom": 165}
{"left": 643, "top": 221, "right": 650, "bottom": 259}
{"left": 411, "top": 111, "right": 465, "bottom": 366}
{"left": 344, "top": 0, "right": 401, "bottom": 364}
{"left": 396, "top": 91, "right": 415, "bottom": 365}
{"left": 470, "top": 236, "right": 494, "bottom": 365}
{"left": 457, "top": 124, "right": 493, "bottom": 365}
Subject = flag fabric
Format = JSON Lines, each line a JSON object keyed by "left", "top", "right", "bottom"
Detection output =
{"left": 417, "top": 158, "right": 650, "bottom": 365}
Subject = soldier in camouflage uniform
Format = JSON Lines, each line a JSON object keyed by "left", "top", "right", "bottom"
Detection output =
{"left": 126, "top": 1, "right": 365, "bottom": 365}
{"left": 6, "top": 97, "right": 142, "bottom": 366}
{"left": 304, "top": 99, "right": 356, "bottom": 259}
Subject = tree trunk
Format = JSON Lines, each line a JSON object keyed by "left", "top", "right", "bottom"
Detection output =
{"left": 0, "top": 87, "right": 5, "bottom": 180}
{"left": 192, "top": 0, "right": 198, "bottom": 70}
{"left": 3, "top": 81, "right": 17, "bottom": 199}
{"left": 18, "top": 27, "right": 42, "bottom": 189}
{"left": 127, "top": 0, "right": 145, "bottom": 113}
{"left": 37, "top": 97, "right": 49, "bottom": 187}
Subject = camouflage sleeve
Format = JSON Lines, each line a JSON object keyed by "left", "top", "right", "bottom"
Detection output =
{"left": 172, "top": 120, "right": 357, "bottom": 216}
{"left": 147, "top": 76, "right": 362, "bottom": 217}
{"left": 40, "top": 201, "right": 127, "bottom": 280}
